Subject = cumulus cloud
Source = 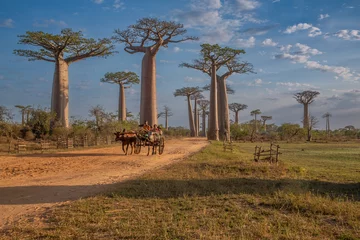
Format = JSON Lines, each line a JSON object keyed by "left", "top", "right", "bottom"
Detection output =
{"left": 173, "top": 47, "right": 182, "bottom": 53}
{"left": 93, "top": 0, "right": 104, "bottom": 4}
{"left": 235, "top": 36, "right": 256, "bottom": 48}
{"left": 185, "top": 76, "right": 207, "bottom": 83}
{"left": 276, "top": 82, "right": 314, "bottom": 88}
{"left": 294, "top": 43, "right": 322, "bottom": 55}
{"left": 305, "top": 61, "right": 359, "bottom": 81}
{"left": 262, "top": 38, "right": 278, "bottom": 47}
{"left": 33, "top": 19, "right": 67, "bottom": 27}
{"left": 284, "top": 23, "right": 322, "bottom": 37}
{"left": 274, "top": 43, "right": 322, "bottom": 63}
{"left": 113, "top": 0, "right": 124, "bottom": 9}
{"left": 334, "top": 30, "right": 360, "bottom": 41}
{"left": 0, "top": 19, "right": 14, "bottom": 28}
{"left": 319, "top": 14, "right": 330, "bottom": 20}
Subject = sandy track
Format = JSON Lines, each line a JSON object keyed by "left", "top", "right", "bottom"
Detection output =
{"left": 0, "top": 138, "right": 208, "bottom": 228}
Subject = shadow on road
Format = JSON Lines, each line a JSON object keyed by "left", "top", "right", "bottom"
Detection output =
{"left": 1, "top": 178, "right": 359, "bottom": 205}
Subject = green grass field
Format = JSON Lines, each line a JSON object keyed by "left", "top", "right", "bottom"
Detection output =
{"left": 3, "top": 141, "right": 360, "bottom": 240}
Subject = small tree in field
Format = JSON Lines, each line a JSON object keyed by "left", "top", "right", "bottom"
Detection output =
{"left": 250, "top": 109, "right": 261, "bottom": 133}
{"left": 174, "top": 87, "right": 201, "bottom": 137}
{"left": 228, "top": 103, "right": 248, "bottom": 124}
{"left": 100, "top": 72, "right": 140, "bottom": 122}
{"left": 14, "top": 29, "right": 115, "bottom": 128}
{"left": 261, "top": 116, "right": 272, "bottom": 132}
{"left": 15, "top": 105, "right": 32, "bottom": 126}
{"left": 113, "top": 18, "right": 198, "bottom": 126}
{"left": 197, "top": 100, "right": 210, "bottom": 137}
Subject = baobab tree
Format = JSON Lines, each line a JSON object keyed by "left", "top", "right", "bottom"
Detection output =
{"left": 113, "top": 18, "right": 197, "bottom": 126}
{"left": 159, "top": 105, "right": 173, "bottom": 130}
{"left": 190, "top": 91, "right": 204, "bottom": 137}
{"left": 261, "top": 116, "right": 272, "bottom": 131}
{"left": 15, "top": 105, "right": 31, "bottom": 126}
{"left": 174, "top": 87, "right": 201, "bottom": 137}
{"left": 100, "top": 72, "right": 139, "bottom": 122}
{"left": 293, "top": 91, "right": 320, "bottom": 129}
{"left": 14, "top": 29, "right": 115, "bottom": 128}
{"left": 250, "top": 109, "right": 261, "bottom": 133}
{"left": 307, "top": 115, "right": 319, "bottom": 141}
{"left": 181, "top": 44, "right": 253, "bottom": 141}
{"left": 197, "top": 99, "right": 210, "bottom": 137}
{"left": 228, "top": 103, "right": 248, "bottom": 124}
{"left": 322, "top": 112, "right": 332, "bottom": 136}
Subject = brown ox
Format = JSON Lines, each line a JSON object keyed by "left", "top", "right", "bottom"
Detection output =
{"left": 114, "top": 129, "right": 137, "bottom": 155}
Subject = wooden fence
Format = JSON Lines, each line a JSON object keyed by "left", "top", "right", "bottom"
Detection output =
{"left": 254, "top": 143, "right": 281, "bottom": 164}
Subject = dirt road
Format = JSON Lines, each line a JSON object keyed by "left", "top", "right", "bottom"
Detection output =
{"left": 0, "top": 138, "right": 208, "bottom": 228}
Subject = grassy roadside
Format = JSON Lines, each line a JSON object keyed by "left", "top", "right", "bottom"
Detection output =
{"left": 2, "top": 141, "right": 360, "bottom": 240}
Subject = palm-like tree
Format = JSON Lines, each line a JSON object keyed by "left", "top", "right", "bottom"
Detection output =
{"left": 15, "top": 105, "right": 32, "bottom": 126}
{"left": 250, "top": 109, "right": 261, "bottom": 133}
{"left": 101, "top": 72, "right": 139, "bottom": 122}
{"left": 322, "top": 112, "right": 332, "bottom": 136}
{"left": 174, "top": 87, "right": 201, "bottom": 137}
{"left": 228, "top": 103, "right": 248, "bottom": 124}
{"left": 261, "top": 116, "right": 272, "bottom": 131}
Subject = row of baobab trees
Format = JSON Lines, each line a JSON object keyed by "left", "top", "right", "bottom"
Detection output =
{"left": 13, "top": 17, "right": 257, "bottom": 141}
{"left": 13, "top": 17, "right": 335, "bottom": 142}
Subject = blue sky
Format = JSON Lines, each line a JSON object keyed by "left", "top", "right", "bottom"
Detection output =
{"left": 0, "top": 0, "right": 359, "bottom": 129}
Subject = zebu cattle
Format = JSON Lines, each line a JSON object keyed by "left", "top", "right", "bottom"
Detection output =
{"left": 114, "top": 129, "right": 137, "bottom": 155}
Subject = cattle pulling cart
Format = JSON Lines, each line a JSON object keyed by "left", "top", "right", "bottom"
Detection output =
{"left": 134, "top": 130, "right": 165, "bottom": 156}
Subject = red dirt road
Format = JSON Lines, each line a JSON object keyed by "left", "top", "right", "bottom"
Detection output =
{"left": 0, "top": 138, "right": 208, "bottom": 228}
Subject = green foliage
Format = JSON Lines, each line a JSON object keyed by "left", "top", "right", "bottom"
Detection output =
{"left": 163, "top": 126, "right": 191, "bottom": 137}
{"left": 100, "top": 71, "right": 140, "bottom": 85}
{"left": 277, "top": 123, "right": 306, "bottom": 141}
{"left": 14, "top": 28, "right": 116, "bottom": 63}
{"left": 173, "top": 87, "right": 201, "bottom": 97}
{"left": 27, "top": 107, "right": 56, "bottom": 138}
{"left": 200, "top": 43, "right": 245, "bottom": 64}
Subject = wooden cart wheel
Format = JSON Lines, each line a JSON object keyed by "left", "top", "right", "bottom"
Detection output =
{"left": 134, "top": 138, "right": 141, "bottom": 154}
{"left": 158, "top": 137, "right": 165, "bottom": 155}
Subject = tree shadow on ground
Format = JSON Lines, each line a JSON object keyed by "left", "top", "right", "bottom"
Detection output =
{"left": 1, "top": 178, "right": 359, "bottom": 205}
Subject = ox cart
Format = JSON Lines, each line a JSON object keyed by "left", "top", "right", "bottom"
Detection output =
{"left": 134, "top": 130, "right": 165, "bottom": 155}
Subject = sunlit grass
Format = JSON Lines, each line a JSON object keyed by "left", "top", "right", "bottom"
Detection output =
{"left": 2, "top": 141, "right": 360, "bottom": 240}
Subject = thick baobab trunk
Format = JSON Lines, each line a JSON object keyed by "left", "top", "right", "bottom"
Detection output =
{"left": 218, "top": 78, "right": 224, "bottom": 140}
{"left": 118, "top": 84, "right": 126, "bottom": 121}
{"left": 140, "top": 49, "right": 157, "bottom": 126}
{"left": 219, "top": 77, "right": 230, "bottom": 141}
{"left": 208, "top": 64, "right": 219, "bottom": 141}
{"left": 187, "top": 95, "right": 196, "bottom": 137}
{"left": 51, "top": 60, "right": 60, "bottom": 120}
{"left": 303, "top": 103, "right": 309, "bottom": 129}
{"left": 202, "top": 110, "right": 206, "bottom": 137}
{"left": 52, "top": 58, "right": 69, "bottom": 128}
{"left": 235, "top": 111, "right": 239, "bottom": 124}
{"left": 194, "top": 98, "right": 198, "bottom": 137}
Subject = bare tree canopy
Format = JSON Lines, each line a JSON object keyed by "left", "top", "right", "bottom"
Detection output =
{"left": 229, "top": 103, "right": 248, "bottom": 112}
{"left": 101, "top": 72, "right": 140, "bottom": 86}
{"left": 113, "top": 18, "right": 198, "bottom": 55}
{"left": 198, "top": 100, "right": 210, "bottom": 110}
{"left": 14, "top": 28, "right": 116, "bottom": 64}
{"left": 322, "top": 112, "right": 332, "bottom": 118}
{"left": 293, "top": 90, "right": 320, "bottom": 104}
{"left": 261, "top": 116, "right": 272, "bottom": 121}
{"left": 0, "top": 106, "right": 13, "bottom": 122}
{"left": 190, "top": 92, "right": 204, "bottom": 100}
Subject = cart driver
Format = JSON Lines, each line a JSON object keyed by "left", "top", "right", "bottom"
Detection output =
{"left": 143, "top": 121, "right": 151, "bottom": 131}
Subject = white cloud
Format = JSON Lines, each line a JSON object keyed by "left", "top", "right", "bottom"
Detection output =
{"left": 0, "top": 19, "right": 14, "bottom": 28}
{"left": 113, "top": 0, "right": 124, "bottom": 9}
{"left": 334, "top": 30, "right": 360, "bottom": 41}
{"left": 235, "top": 36, "right": 256, "bottom": 48}
{"left": 305, "top": 61, "right": 359, "bottom": 81}
{"left": 280, "top": 44, "right": 292, "bottom": 53}
{"left": 173, "top": 47, "right": 182, "bottom": 53}
{"left": 235, "top": 0, "right": 261, "bottom": 11}
{"left": 93, "top": 0, "right": 104, "bottom": 4}
{"left": 33, "top": 19, "right": 67, "bottom": 28}
{"left": 276, "top": 82, "right": 313, "bottom": 88}
{"left": 284, "top": 23, "right": 322, "bottom": 37}
{"left": 190, "top": 0, "right": 222, "bottom": 10}
{"left": 272, "top": 0, "right": 280, "bottom": 2}
{"left": 262, "top": 38, "right": 278, "bottom": 47}
{"left": 294, "top": 43, "right": 322, "bottom": 55}
{"left": 318, "top": 14, "right": 330, "bottom": 20}
{"left": 247, "top": 78, "right": 271, "bottom": 86}
{"left": 275, "top": 53, "right": 310, "bottom": 63}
